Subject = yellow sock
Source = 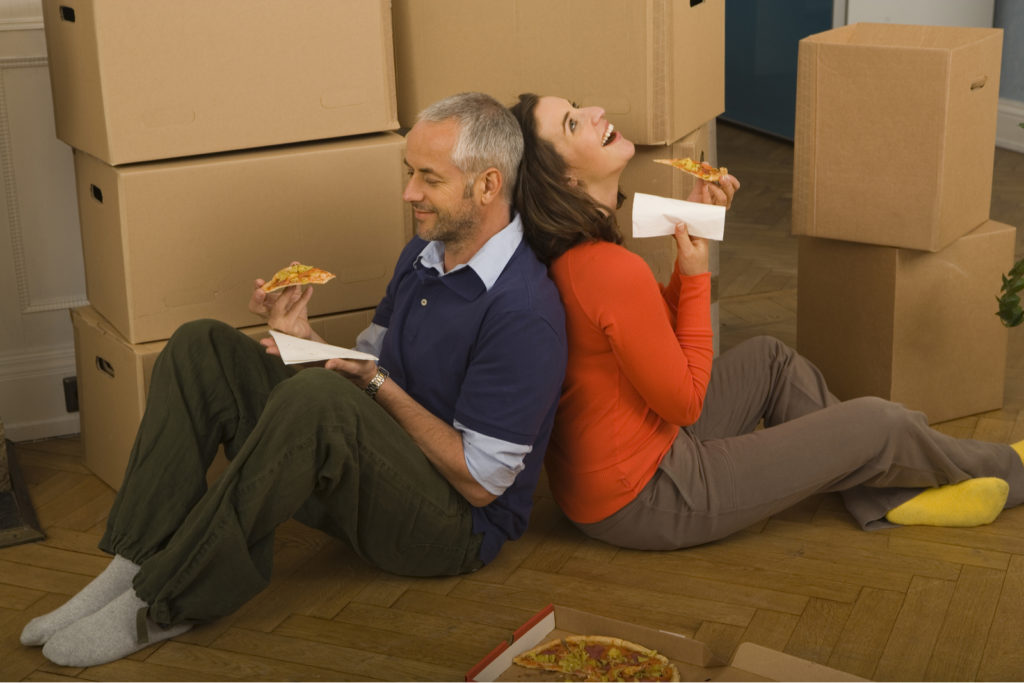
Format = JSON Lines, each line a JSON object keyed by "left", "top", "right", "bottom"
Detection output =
{"left": 1012, "top": 439, "right": 1024, "bottom": 466}
{"left": 886, "top": 477, "right": 1008, "bottom": 527}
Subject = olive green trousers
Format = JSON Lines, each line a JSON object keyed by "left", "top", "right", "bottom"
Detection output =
{"left": 99, "top": 320, "right": 482, "bottom": 627}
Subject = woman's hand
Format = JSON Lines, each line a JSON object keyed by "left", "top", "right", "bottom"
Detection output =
{"left": 674, "top": 222, "right": 708, "bottom": 276}
{"left": 686, "top": 172, "right": 741, "bottom": 209}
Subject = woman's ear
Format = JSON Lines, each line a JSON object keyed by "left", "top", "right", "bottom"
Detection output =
{"left": 567, "top": 176, "right": 579, "bottom": 187}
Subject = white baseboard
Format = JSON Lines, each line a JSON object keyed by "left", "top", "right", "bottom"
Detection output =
{"left": 6, "top": 414, "right": 80, "bottom": 442}
{"left": 0, "top": 345, "right": 81, "bottom": 442}
{"left": 997, "top": 98, "right": 1024, "bottom": 154}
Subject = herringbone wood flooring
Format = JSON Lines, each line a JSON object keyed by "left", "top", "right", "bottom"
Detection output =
{"left": 3, "top": 123, "right": 1024, "bottom": 681}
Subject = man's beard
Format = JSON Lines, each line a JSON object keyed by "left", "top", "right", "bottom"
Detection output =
{"left": 413, "top": 196, "right": 480, "bottom": 245}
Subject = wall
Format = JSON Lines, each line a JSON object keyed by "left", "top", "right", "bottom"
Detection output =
{"left": 995, "top": 0, "right": 1024, "bottom": 152}
{"left": 0, "top": 0, "right": 85, "bottom": 440}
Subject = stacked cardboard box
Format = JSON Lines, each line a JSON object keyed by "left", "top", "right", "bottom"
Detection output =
{"left": 43, "top": 0, "right": 409, "bottom": 488}
{"left": 391, "top": 0, "right": 727, "bottom": 352}
{"left": 792, "top": 23, "right": 1013, "bottom": 424}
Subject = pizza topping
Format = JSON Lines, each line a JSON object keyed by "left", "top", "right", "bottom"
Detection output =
{"left": 513, "top": 635, "right": 679, "bottom": 681}
{"left": 653, "top": 157, "right": 728, "bottom": 183}
{"left": 260, "top": 263, "right": 336, "bottom": 293}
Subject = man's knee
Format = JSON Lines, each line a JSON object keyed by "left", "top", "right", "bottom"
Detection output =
{"left": 267, "top": 368, "right": 362, "bottom": 414}
{"left": 168, "top": 318, "right": 241, "bottom": 350}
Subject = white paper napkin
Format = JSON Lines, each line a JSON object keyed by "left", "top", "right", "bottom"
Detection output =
{"left": 269, "top": 330, "right": 378, "bottom": 365}
{"left": 632, "top": 192, "right": 726, "bottom": 241}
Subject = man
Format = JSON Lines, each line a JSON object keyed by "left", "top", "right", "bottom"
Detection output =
{"left": 21, "top": 92, "right": 567, "bottom": 667}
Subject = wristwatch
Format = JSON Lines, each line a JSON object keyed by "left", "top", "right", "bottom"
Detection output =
{"left": 364, "top": 366, "right": 389, "bottom": 399}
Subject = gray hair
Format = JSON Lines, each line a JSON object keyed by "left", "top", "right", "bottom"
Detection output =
{"left": 417, "top": 92, "right": 523, "bottom": 202}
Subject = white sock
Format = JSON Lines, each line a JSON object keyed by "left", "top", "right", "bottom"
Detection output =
{"left": 21, "top": 554, "right": 141, "bottom": 646}
{"left": 41, "top": 588, "right": 191, "bottom": 668}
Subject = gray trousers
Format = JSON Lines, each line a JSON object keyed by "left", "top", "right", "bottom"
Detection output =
{"left": 99, "top": 320, "right": 482, "bottom": 627}
{"left": 579, "top": 336, "right": 1024, "bottom": 550}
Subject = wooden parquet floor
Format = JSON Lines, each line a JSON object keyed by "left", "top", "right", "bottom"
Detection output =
{"left": 3, "top": 123, "right": 1024, "bottom": 681}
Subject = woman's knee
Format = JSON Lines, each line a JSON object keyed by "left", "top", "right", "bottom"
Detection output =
{"left": 844, "top": 395, "right": 920, "bottom": 431}
{"left": 744, "top": 335, "right": 790, "bottom": 358}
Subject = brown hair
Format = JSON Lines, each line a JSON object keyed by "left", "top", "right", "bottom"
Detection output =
{"left": 509, "top": 93, "right": 623, "bottom": 266}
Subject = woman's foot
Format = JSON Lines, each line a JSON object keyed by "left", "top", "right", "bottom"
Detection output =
{"left": 886, "top": 477, "right": 1008, "bottom": 527}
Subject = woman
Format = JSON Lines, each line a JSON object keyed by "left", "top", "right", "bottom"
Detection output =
{"left": 510, "top": 93, "right": 1024, "bottom": 550}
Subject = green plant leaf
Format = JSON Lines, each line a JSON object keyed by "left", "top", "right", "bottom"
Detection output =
{"left": 996, "top": 256, "right": 1024, "bottom": 327}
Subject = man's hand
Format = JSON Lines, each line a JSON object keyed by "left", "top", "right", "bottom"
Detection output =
{"left": 686, "top": 172, "right": 741, "bottom": 209}
{"left": 324, "top": 357, "right": 378, "bottom": 389}
{"left": 267, "top": 285, "right": 315, "bottom": 338}
{"left": 325, "top": 357, "right": 498, "bottom": 507}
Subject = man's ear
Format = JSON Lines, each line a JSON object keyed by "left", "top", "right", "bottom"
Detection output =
{"left": 476, "top": 167, "right": 503, "bottom": 205}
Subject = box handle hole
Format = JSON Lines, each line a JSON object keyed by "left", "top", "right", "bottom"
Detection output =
{"left": 690, "top": 0, "right": 704, "bottom": 6}
{"left": 90, "top": 184, "right": 103, "bottom": 203}
{"left": 970, "top": 76, "right": 987, "bottom": 91}
{"left": 59, "top": 6, "right": 76, "bottom": 22}
{"left": 95, "top": 356, "right": 115, "bottom": 378}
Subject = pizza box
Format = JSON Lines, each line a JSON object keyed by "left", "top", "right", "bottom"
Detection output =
{"left": 392, "top": 0, "right": 724, "bottom": 146}
{"left": 70, "top": 305, "right": 375, "bottom": 490}
{"left": 42, "top": 0, "right": 398, "bottom": 165}
{"left": 74, "top": 132, "right": 410, "bottom": 344}
{"left": 792, "top": 23, "right": 1002, "bottom": 252}
{"left": 797, "top": 220, "right": 1014, "bottom": 424}
{"left": 467, "top": 604, "right": 864, "bottom": 682}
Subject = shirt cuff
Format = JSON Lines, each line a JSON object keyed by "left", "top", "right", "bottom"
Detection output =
{"left": 455, "top": 419, "right": 531, "bottom": 496}
{"left": 355, "top": 323, "right": 387, "bottom": 357}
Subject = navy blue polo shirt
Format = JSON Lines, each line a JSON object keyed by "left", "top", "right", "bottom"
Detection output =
{"left": 373, "top": 222, "right": 566, "bottom": 564}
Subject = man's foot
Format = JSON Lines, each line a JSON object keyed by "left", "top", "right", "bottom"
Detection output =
{"left": 41, "top": 589, "right": 191, "bottom": 668}
{"left": 21, "top": 554, "right": 140, "bottom": 646}
{"left": 886, "top": 477, "right": 1009, "bottom": 527}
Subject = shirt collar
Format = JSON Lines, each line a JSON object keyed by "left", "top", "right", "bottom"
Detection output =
{"left": 415, "top": 213, "right": 524, "bottom": 292}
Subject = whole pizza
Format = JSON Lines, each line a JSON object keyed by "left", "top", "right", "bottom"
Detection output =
{"left": 512, "top": 635, "right": 680, "bottom": 681}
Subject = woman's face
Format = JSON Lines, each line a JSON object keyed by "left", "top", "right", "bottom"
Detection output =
{"left": 534, "top": 96, "right": 634, "bottom": 189}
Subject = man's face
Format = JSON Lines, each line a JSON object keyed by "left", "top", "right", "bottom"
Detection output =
{"left": 402, "top": 119, "right": 481, "bottom": 244}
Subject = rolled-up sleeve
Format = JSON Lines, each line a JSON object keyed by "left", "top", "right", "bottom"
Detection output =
{"left": 455, "top": 419, "right": 531, "bottom": 496}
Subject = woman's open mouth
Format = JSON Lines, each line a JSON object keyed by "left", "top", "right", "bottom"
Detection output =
{"left": 601, "top": 123, "right": 617, "bottom": 147}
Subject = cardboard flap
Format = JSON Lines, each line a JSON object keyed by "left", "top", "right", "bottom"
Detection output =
{"left": 729, "top": 643, "right": 866, "bottom": 682}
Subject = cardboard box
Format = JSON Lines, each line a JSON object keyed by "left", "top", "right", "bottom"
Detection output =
{"left": 796, "top": 220, "right": 1015, "bottom": 424}
{"left": 392, "top": 0, "right": 724, "bottom": 145}
{"left": 71, "top": 305, "right": 375, "bottom": 490}
{"left": 792, "top": 23, "right": 1003, "bottom": 251}
{"left": 74, "top": 132, "right": 409, "bottom": 344}
{"left": 42, "top": 0, "right": 398, "bottom": 165}
{"left": 468, "top": 604, "right": 864, "bottom": 681}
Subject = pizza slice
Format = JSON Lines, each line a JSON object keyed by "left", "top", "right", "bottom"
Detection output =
{"left": 261, "top": 263, "right": 336, "bottom": 293}
{"left": 654, "top": 157, "right": 728, "bottom": 183}
{"left": 513, "top": 635, "right": 680, "bottom": 682}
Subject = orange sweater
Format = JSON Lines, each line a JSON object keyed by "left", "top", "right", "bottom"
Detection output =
{"left": 546, "top": 241, "right": 714, "bottom": 523}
